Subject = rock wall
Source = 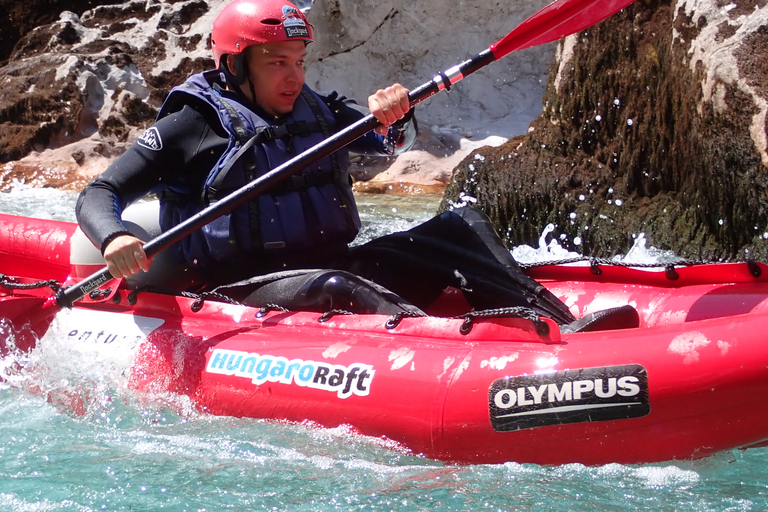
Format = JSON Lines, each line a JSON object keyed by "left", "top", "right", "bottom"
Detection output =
{"left": 305, "top": 0, "right": 555, "bottom": 190}
{"left": 0, "top": 0, "right": 118, "bottom": 65}
{"left": 443, "top": 0, "right": 768, "bottom": 261}
{"left": 0, "top": 0, "right": 223, "bottom": 188}
{"left": 0, "top": 0, "right": 556, "bottom": 191}
{"left": 306, "top": 0, "right": 553, "bottom": 141}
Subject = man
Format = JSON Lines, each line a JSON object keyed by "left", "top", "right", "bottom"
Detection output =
{"left": 77, "top": 0, "right": 577, "bottom": 324}
{"left": 76, "top": 0, "right": 415, "bottom": 284}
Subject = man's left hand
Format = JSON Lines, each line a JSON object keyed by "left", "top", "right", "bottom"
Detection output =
{"left": 368, "top": 84, "right": 410, "bottom": 136}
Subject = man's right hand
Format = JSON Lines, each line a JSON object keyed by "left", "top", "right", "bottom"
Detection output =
{"left": 103, "top": 235, "right": 151, "bottom": 278}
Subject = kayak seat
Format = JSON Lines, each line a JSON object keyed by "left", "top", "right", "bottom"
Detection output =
{"left": 560, "top": 305, "right": 639, "bottom": 334}
{"left": 216, "top": 269, "right": 427, "bottom": 317}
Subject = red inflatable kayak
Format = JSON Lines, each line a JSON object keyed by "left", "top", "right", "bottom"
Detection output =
{"left": 1, "top": 211, "right": 768, "bottom": 465}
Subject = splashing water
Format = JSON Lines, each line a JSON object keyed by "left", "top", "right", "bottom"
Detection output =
{"left": 512, "top": 224, "right": 681, "bottom": 266}
{"left": 512, "top": 223, "right": 582, "bottom": 263}
{"left": 0, "top": 183, "right": 77, "bottom": 221}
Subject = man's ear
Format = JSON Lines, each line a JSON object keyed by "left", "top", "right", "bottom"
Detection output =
{"left": 226, "top": 55, "right": 238, "bottom": 77}
{"left": 223, "top": 54, "right": 246, "bottom": 86}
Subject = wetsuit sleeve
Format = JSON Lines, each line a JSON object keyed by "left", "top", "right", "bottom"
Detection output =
{"left": 320, "top": 91, "right": 418, "bottom": 156}
{"left": 75, "top": 104, "right": 226, "bottom": 253}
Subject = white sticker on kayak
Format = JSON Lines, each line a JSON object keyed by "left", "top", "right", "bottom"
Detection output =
{"left": 37, "top": 309, "right": 165, "bottom": 377}
{"left": 45, "top": 308, "right": 165, "bottom": 350}
{"left": 207, "top": 349, "right": 374, "bottom": 399}
{"left": 489, "top": 364, "right": 650, "bottom": 432}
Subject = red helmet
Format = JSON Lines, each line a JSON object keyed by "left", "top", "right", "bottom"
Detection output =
{"left": 211, "top": 0, "right": 314, "bottom": 65}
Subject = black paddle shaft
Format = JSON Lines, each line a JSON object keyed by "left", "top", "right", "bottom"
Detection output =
{"left": 56, "top": 50, "right": 497, "bottom": 308}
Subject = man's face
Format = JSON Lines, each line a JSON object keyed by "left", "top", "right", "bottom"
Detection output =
{"left": 241, "top": 40, "right": 307, "bottom": 118}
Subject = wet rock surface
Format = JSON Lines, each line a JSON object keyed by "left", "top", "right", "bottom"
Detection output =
{"left": 442, "top": 0, "right": 768, "bottom": 260}
{"left": 0, "top": 0, "right": 220, "bottom": 187}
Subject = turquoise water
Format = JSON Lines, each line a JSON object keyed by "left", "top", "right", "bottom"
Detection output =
{"left": 1, "top": 186, "right": 768, "bottom": 511}
{"left": 2, "top": 382, "right": 767, "bottom": 511}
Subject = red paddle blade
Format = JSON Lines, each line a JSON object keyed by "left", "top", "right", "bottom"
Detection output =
{"left": 491, "top": 0, "right": 638, "bottom": 58}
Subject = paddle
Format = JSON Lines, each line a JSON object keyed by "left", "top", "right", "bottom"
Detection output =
{"left": 16, "top": 0, "right": 637, "bottom": 321}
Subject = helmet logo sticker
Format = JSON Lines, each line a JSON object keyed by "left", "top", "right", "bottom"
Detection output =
{"left": 282, "top": 5, "right": 309, "bottom": 39}
{"left": 137, "top": 127, "right": 163, "bottom": 151}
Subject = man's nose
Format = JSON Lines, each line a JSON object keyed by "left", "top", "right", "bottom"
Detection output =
{"left": 287, "top": 64, "right": 304, "bottom": 83}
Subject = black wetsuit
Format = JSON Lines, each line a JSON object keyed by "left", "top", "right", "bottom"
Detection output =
{"left": 76, "top": 87, "right": 575, "bottom": 324}
{"left": 76, "top": 91, "right": 412, "bottom": 256}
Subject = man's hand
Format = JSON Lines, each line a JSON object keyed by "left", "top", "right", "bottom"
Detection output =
{"left": 103, "top": 234, "right": 151, "bottom": 279}
{"left": 368, "top": 83, "right": 410, "bottom": 136}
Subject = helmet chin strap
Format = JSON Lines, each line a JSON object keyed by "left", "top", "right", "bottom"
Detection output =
{"left": 247, "top": 78, "right": 258, "bottom": 110}
{"left": 221, "top": 54, "right": 261, "bottom": 111}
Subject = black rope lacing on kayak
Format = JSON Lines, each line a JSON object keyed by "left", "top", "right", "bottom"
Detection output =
{"left": 517, "top": 256, "right": 700, "bottom": 271}
{"left": 188, "top": 291, "right": 244, "bottom": 312}
{"left": 517, "top": 256, "right": 765, "bottom": 282}
{"left": 124, "top": 284, "right": 542, "bottom": 335}
{"left": 83, "top": 256, "right": 766, "bottom": 336}
{"left": 255, "top": 304, "right": 289, "bottom": 318}
{"left": 125, "top": 284, "right": 243, "bottom": 312}
{"left": 384, "top": 310, "right": 427, "bottom": 329}
{"left": 451, "top": 306, "right": 547, "bottom": 336}
{"left": 385, "top": 306, "right": 547, "bottom": 335}
{"left": 318, "top": 309, "right": 356, "bottom": 322}
{"left": 125, "top": 284, "right": 343, "bottom": 320}
{"left": 114, "top": 283, "right": 566, "bottom": 337}
{"left": 0, "top": 270, "right": 552, "bottom": 337}
{"left": 0, "top": 273, "right": 62, "bottom": 294}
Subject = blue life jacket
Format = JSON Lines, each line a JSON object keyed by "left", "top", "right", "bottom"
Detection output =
{"left": 157, "top": 71, "right": 360, "bottom": 266}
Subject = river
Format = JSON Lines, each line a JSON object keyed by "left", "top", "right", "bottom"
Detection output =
{"left": 0, "top": 185, "right": 766, "bottom": 511}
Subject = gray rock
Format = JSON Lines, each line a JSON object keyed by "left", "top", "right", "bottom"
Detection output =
{"left": 443, "top": 0, "right": 768, "bottom": 261}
